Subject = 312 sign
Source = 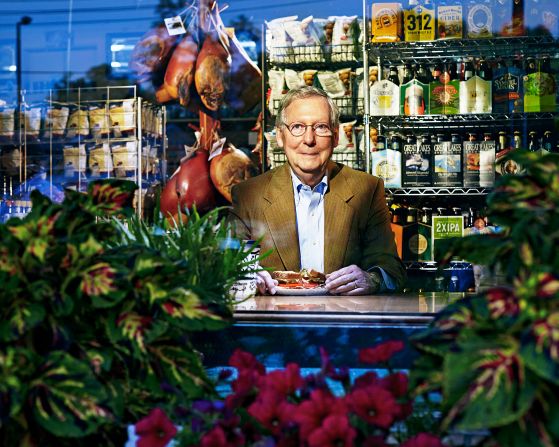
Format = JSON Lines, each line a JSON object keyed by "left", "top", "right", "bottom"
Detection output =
{"left": 404, "top": 5, "right": 435, "bottom": 41}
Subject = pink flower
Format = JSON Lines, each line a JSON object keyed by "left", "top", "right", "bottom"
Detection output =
{"left": 359, "top": 341, "right": 405, "bottom": 364}
{"left": 346, "top": 385, "right": 400, "bottom": 429}
{"left": 247, "top": 390, "right": 297, "bottom": 436}
{"left": 353, "top": 371, "right": 381, "bottom": 390}
{"left": 229, "top": 349, "right": 265, "bottom": 375}
{"left": 400, "top": 433, "right": 447, "bottom": 447}
{"left": 226, "top": 369, "right": 260, "bottom": 409}
{"left": 307, "top": 414, "right": 356, "bottom": 447}
{"left": 293, "top": 389, "right": 347, "bottom": 439}
{"left": 486, "top": 287, "right": 519, "bottom": 319}
{"left": 258, "top": 363, "right": 304, "bottom": 397}
{"left": 135, "top": 408, "right": 177, "bottom": 447}
{"left": 199, "top": 426, "right": 227, "bottom": 447}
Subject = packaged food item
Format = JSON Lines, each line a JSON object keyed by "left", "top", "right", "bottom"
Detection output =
{"left": 0, "top": 147, "right": 21, "bottom": 175}
{"left": 66, "top": 107, "right": 90, "bottom": 139}
{"left": 44, "top": 106, "right": 70, "bottom": 138}
{"left": 63, "top": 144, "right": 87, "bottom": 178}
{"left": 371, "top": 3, "right": 403, "bottom": 42}
{"left": 109, "top": 99, "right": 135, "bottom": 137}
{"left": 316, "top": 71, "right": 347, "bottom": 98}
{"left": 89, "top": 105, "right": 110, "bottom": 138}
{"left": 0, "top": 108, "right": 16, "bottom": 139}
{"left": 284, "top": 69, "right": 306, "bottom": 90}
{"left": 284, "top": 16, "right": 324, "bottom": 63}
{"left": 267, "top": 69, "right": 286, "bottom": 115}
{"left": 266, "top": 16, "right": 297, "bottom": 63}
{"left": 302, "top": 69, "right": 318, "bottom": 87}
{"left": 88, "top": 143, "right": 113, "bottom": 177}
{"left": 437, "top": 1, "right": 463, "bottom": 39}
{"left": 112, "top": 141, "right": 138, "bottom": 177}
{"left": 336, "top": 120, "right": 357, "bottom": 152}
{"left": 404, "top": 0, "right": 436, "bottom": 41}
{"left": 330, "top": 15, "right": 359, "bottom": 62}
{"left": 21, "top": 107, "right": 42, "bottom": 139}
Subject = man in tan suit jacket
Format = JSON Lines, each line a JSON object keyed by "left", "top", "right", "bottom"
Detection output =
{"left": 230, "top": 86, "right": 405, "bottom": 295}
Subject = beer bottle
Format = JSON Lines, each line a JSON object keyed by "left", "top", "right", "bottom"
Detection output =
{"left": 477, "top": 58, "right": 493, "bottom": 81}
{"left": 402, "top": 63, "right": 414, "bottom": 84}
{"left": 542, "top": 130, "right": 555, "bottom": 154}
{"left": 525, "top": 57, "right": 537, "bottom": 75}
{"left": 464, "top": 58, "right": 475, "bottom": 81}
{"left": 417, "top": 63, "right": 430, "bottom": 84}
{"left": 513, "top": 130, "right": 522, "bottom": 149}
{"left": 528, "top": 130, "right": 539, "bottom": 152}
{"left": 388, "top": 66, "right": 400, "bottom": 86}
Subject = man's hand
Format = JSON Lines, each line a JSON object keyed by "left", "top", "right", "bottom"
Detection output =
{"left": 324, "top": 265, "right": 381, "bottom": 295}
{"left": 256, "top": 270, "right": 278, "bottom": 295}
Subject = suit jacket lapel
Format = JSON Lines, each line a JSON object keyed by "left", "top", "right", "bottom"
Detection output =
{"left": 262, "top": 164, "right": 300, "bottom": 270}
{"left": 324, "top": 163, "right": 355, "bottom": 273}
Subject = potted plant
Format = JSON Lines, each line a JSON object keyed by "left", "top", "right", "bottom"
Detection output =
{"left": 0, "top": 179, "right": 253, "bottom": 446}
{"left": 410, "top": 152, "right": 559, "bottom": 447}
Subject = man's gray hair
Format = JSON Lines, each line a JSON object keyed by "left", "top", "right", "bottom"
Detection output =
{"left": 275, "top": 86, "right": 340, "bottom": 130}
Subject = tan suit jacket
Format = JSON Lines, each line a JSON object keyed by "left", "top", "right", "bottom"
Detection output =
{"left": 230, "top": 161, "right": 406, "bottom": 289}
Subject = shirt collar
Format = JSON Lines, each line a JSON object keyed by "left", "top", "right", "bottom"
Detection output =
{"left": 290, "top": 168, "right": 329, "bottom": 195}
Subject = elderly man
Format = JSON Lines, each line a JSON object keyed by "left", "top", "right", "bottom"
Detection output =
{"left": 231, "top": 86, "right": 405, "bottom": 295}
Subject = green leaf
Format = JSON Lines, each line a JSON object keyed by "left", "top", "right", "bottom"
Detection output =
{"left": 30, "top": 351, "right": 110, "bottom": 437}
{"left": 0, "top": 301, "right": 46, "bottom": 341}
{"left": 88, "top": 179, "right": 137, "bottom": 216}
{"left": 442, "top": 347, "right": 536, "bottom": 430}
{"left": 520, "top": 313, "right": 559, "bottom": 385}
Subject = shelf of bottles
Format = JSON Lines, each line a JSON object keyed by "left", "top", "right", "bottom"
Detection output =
{"left": 0, "top": 85, "right": 166, "bottom": 221}
{"left": 367, "top": 35, "right": 559, "bottom": 63}
{"left": 386, "top": 187, "right": 491, "bottom": 196}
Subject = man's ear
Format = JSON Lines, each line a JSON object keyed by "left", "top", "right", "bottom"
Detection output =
{"left": 276, "top": 127, "right": 284, "bottom": 148}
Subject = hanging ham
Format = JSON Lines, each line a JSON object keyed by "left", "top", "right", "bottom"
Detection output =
{"left": 155, "top": 33, "right": 198, "bottom": 106}
{"left": 209, "top": 144, "right": 253, "bottom": 203}
{"left": 194, "top": 30, "right": 231, "bottom": 111}
{"left": 160, "top": 149, "right": 218, "bottom": 220}
{"left": 129, "top": 25, "right": 178, "bottom": 86}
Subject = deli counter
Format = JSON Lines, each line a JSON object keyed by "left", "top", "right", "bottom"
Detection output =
{"left": 193, "top": 292, "right": 465, "bottom": 371}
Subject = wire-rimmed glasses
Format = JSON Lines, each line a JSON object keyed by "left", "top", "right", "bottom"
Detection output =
{"left": 282, "top": 122, "right": 334, "bottom": 137}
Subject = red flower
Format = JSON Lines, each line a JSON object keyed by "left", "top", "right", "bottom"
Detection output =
{"left": 199, "top": 426, "right": 227, "bottom": 447}
{"left": 400, "top": 433, "right": 447, "bottom": 447}
{"left": 226, "top": 369, "right": 260, "bottom": 409}
{"left": 380, "top": 372, "right": 412, "bottom": 420}
{"left": 486, "top": 287, "right": 519, "bottom": 319}
{"left": 358, "top": 341, "right": 404, "bottom": 365}
{"left": 229, "top": 349, "right": 265, "bottom": 375}
{"left": 258, "top": 363, "right": 304, "bottom": 396}
{"left": 248, "top": 390, "right": 297, "bottom": 436}
{"left": 135, "top": 408, "right": 177, "bottom": 447}
{"left": 353, "top": 371, "right": 381, "bottom": 390}
{"left": 293, "top": 389, "right": 347, "bottom": 439}
{"left": 346, "top": 385, "right": 400, "bottom": 429}
{"left": 307, "top": 414, "right": 356, "bottom": 447}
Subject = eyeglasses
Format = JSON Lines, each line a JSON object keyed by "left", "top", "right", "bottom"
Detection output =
{"left": 282, "top": 122, "right": 334, "bottom": 137}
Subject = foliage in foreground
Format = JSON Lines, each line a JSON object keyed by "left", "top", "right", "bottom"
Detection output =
{"left": 410, "top": 152, "right": 559, "bottom": 447}
{"left": 0, "top": 180, "right": 252, "bottom": 446}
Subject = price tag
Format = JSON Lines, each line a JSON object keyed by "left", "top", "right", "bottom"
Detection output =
{"left": 164, "top": 16, "right": 186, "bottom": 36}
{"left": 404, "top": 5, "right": 435, "bottom": 41}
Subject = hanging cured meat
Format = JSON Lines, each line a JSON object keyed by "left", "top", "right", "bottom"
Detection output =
{"left": 194, "top": 30, "right": 231, "bottom": 111}
{"left": 155, "top": 33, "right": 198, "bottom": 106}
{"left": 129, "top": 25, "right": 178, "bottom": 86}
{"left": 209, "top": 144, "right": 253, "bottom": 203}
{"left": 160, "top": 149, "right": 218, "bottom": 219}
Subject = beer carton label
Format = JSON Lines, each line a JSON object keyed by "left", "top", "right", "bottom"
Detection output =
{"left": 437, "top": 5, "right": 463, "bottom": 39}
{"left": 370, "top": 79, "right": 400, "bottom": 116}
{"left": 372, "top": 3, "right": 403, "bottom": 42}
{"left": 463, "top": 141, "right": 481, "bottom": 187}
{"left": 480, "top": 140, "right": 496, "bottom": 187}
{"left": 432, "top": 215, "right": 464, "bottom": 261}
{"left": 404, "top": 3, "right": 436, "bottom": 41}
{"left": 467, "top": 3, "right": 494, "bottom": 38}
{"left": 524, "top": 72, "right": 557, "bottom": 112}
{"left": 433, "top": 141, "right": 462, "bottom": 187}
{"left": 402, "top": 141, "right": 432, "bottom": 187}
{"left": 459, "top": 76, "right": 492, "bottom": 114}
{"left": 400, "top": 79, "right": 429, "bottom": 115}
{"left": 493, "top": 67, "right": 523, "bottom": 113}
{"left": 430, "top": 80, "right": 460, "bottom": 114}
{"left": 372, "top": 148, "right": 402, "bottom": 188}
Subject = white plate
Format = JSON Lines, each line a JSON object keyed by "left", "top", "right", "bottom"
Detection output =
{"left": 274, "top": 286, "right": 329, "bottom": 296}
